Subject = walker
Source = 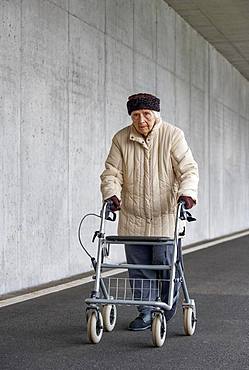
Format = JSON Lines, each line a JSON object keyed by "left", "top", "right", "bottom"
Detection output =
{"left": 78, "top": 200, "right": 197, "bottom": 347}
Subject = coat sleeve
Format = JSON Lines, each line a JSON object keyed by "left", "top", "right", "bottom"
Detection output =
{"left": 171, "top": 128, "right": 199, "bottom": 202}
{"left": 100, "top": 135, "right": 123, "bottom": 201}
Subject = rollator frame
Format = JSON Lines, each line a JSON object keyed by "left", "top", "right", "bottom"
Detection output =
{"left": 83, "top": 201, "right": 197, "bottom": 346}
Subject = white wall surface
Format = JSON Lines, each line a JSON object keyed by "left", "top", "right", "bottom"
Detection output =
{"left": 1, "top": 0, "right": 249, "bottom": 295}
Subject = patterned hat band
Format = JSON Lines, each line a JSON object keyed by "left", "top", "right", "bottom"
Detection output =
{"left": 127, "top": 93, "right": 160, "bottom": 115}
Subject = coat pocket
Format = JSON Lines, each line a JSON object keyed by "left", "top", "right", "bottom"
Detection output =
{"left": 159, "top": 179, "right": 178, "bottom": 212}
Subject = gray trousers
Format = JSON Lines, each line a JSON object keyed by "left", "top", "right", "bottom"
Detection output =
{"left": 125, "top": 241, "right": 181, "bottom": 320}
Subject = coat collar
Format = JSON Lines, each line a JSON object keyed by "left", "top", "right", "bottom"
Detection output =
{"left": 129, "top": 118, "right": 162, "bottom": 146}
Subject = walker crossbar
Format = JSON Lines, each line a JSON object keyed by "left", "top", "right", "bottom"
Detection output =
{"left": 101, "top": 263, "right": 171, "bottom": 270}
{"left": 85, "top": 297, "right": 171, "bottom": 310}
{"left": 106, "top": 235, "right": 172, "bottom": 244}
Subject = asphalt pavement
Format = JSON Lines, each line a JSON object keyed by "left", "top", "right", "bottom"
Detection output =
{"left": 0, "top": 236, "right": 249, "bottom": 370}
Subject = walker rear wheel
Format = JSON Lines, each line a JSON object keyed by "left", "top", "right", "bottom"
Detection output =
{"left": 183, "top": 300, "right": 196, "bottom": 336}
{"left": 152, "top": 313, "right": 167, "bottom": 347}
{"left": 87, "top": 310, "right": 103, "bottom": 344}
{"left": 102, "top": 304, "right": 117, "bottom": 332}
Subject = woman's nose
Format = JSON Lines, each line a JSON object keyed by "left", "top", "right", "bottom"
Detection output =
{"left": 139, "top": 114, "right": 145, "bottom": 123}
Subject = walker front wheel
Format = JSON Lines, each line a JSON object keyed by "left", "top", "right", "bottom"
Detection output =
{"left": 183, "top": 300, "right": 196, "bottom": 336}
{"left": 102, "top": 304, "right": 117, "bottom": 332}
{"left": 152, "top": 313, "right": 167, "bottom": 347}
{"left": 87, "top": 310, "right": 103, "bottom": 344}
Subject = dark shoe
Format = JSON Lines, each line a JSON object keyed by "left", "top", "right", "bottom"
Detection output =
{"left": 128, "top": 314, "right": 151, "bottom": 331}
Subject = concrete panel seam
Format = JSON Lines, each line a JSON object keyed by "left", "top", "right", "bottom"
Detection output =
{"left": 67, "top": 10, "right": 104, "bottom": 35}
{"left": 155, "top": 2, "right": 158, "bottom": 94}
{"left": 67, "top": 3, "right": 70, "bottom": 273}
{"left": 174, "top": 9, "right": 176, "bottom": 122}
{"left": 132, "top": 0, "right": 135, "bottom": 91}
{"left": 104, "top": 0, "right": 107, "bottom": 151}
{"left": 155, "top": 60, "right": 178, "bottom": 76}
{"left": 19, "top": 0, "right": 23, "bottom": 293}
{"left": 207, "top": 45, "right": 211, "bottom": 240}
{"left": 46, "top": 0, "right": 68, "bottom": 13}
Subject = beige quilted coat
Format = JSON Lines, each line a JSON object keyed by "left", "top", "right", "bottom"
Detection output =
{"left": 100, "top": 119, "right": 199, "bottom": 238}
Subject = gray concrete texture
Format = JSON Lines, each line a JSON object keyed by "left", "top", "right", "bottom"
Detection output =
{"left": 164, "top": 0, "right": 249, "bottom": 81}
{"left": 0, "top": 0, "right": 249, "bottom": 296}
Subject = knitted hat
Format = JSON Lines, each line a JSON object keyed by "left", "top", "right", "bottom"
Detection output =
{"left": 127, "top": 93, "right": 160, "bottom": 115}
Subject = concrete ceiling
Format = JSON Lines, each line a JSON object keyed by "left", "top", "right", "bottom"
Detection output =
{"left": 164, "top": 0, "right": 249, "bottom": 81}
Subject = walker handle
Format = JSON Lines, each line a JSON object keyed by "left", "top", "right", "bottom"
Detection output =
{"left": 104, "top": 200, "right": 117, "bottom": 222}
{"left": 179, "top": 201, "right": 196, "bottom": 222}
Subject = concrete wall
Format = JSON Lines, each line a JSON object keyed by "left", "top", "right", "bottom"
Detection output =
{"left": 1, "top": 0, "right": 249, "bottom": 296}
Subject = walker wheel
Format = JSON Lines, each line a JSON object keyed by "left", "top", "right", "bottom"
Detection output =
{"left": 152, "top": 313, "right": 167, "bottom": 347}
{"left": 183, "top": 301, "right": 196, "bottom": 336}
{"left": 102, "top": 304, "right": 117, "bottom": 332}
{"left": 87, "top": 310, "right": 103, "bottom": 344}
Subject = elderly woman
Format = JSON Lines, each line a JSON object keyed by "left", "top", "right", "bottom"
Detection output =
{"left": 100, "top": 93, "right": 199, "bottom": 331}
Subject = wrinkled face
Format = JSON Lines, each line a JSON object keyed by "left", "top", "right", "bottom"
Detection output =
{"left": 131, "top": 109, "right": 156, "bottom": 137}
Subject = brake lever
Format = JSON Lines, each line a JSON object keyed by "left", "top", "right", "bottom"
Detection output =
{"left": 186, "top": 211, "right": 196, "bottom": 222}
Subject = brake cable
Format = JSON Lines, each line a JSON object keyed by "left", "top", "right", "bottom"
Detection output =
{"left": 77, "top": 213, "right": 101, "bottom": 259}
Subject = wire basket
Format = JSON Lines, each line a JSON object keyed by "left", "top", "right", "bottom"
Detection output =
{"left": 102, "top": 277, "right": 169, "bottom": 303}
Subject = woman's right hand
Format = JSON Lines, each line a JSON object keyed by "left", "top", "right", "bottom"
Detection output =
{"left": 106, "top": 195, "right": 121, "bottom": 212}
